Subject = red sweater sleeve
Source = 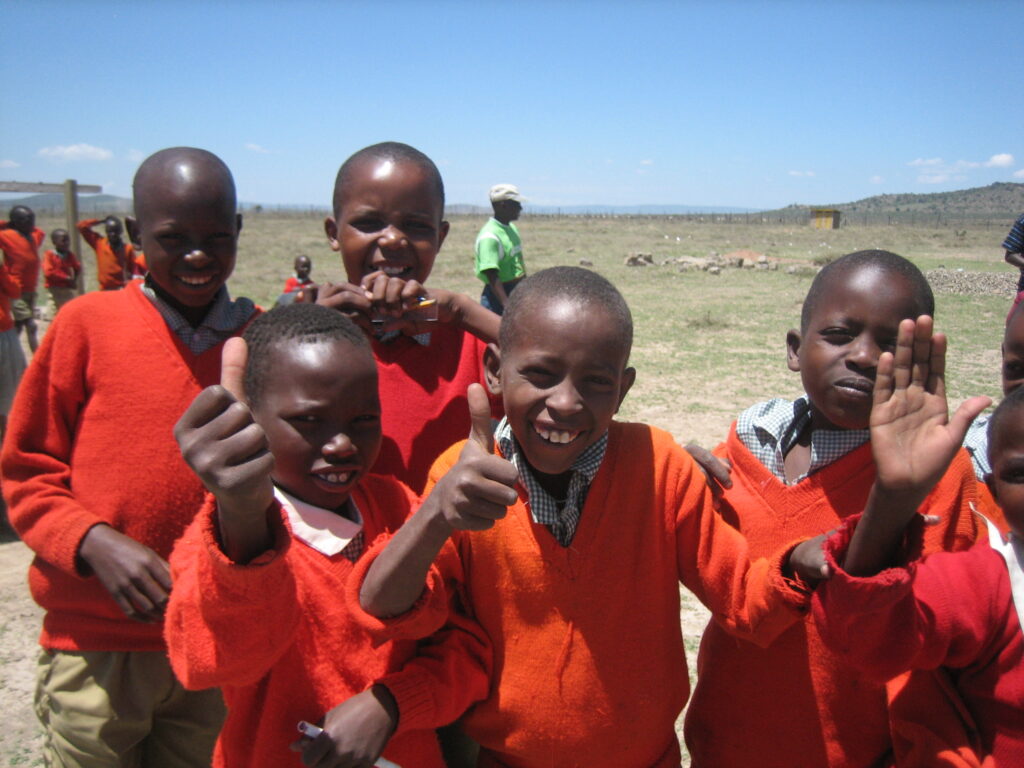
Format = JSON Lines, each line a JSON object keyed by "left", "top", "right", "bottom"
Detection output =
{"left": 76, "top": 219, "right": 102, "bottom": 250}
{"left": 673, "top": 443, "right": 810, "bottom": 647}
{"left": 0, "top": 262, "right": 21, "bottom": 298}
{"left": 1, "top": 317, "right": 106, "bottom": 573}
{"left": 813, "top": 516, "right": 1005, "bottom": 682}
{"left": 165, "top": 496, "right": 303, "bottom": 690}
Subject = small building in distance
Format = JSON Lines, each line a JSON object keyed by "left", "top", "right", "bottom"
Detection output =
{"left": 810, "top": 208, "right": 841, "bottom": 229}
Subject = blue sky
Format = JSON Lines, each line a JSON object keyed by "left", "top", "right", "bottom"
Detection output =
{"left": 2, "top": 0, "right": 1022, "bottom": 210}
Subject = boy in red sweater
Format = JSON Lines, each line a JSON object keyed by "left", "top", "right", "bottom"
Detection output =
{"left": 0, "top": 205, "right": 45, "bottom": 352}
{"left": 169, "top": 302, "right": 489, "bottom": 768}
{"left": 1, "top": 147, "right": 257, "bottom": 766}
{"left": 282, "top": 254, "right": 314, "bottom": 295}
{"left": 813, "top": 315, "right": 1024, "bottom": 764}
{"left": 42, "top": 228, "right": 82, "bottom": 311}
{"left": 683, "top": 250, "right": 985, "bottom": 767}
{"left": 316, "top": 142, "right": 501, "bottom": 493}
{"left": 77, "top": 215, "right": 139, "bottom": 291}
{"left": 352, "top": 266, "right": 826, "bottom": 768}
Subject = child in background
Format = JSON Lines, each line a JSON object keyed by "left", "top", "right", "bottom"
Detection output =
{"left": 283, "top": 254, "right": 314, "bottom": 294}
{"left": 683, "top": 250, "right": 984, "bottom": 768}
{"left": 352, "top": 267, "right": 823, "bottom": 768}
{"left": 0, "top": 257, "right": 24, "bottom": 437}
{"left": 77, "top": 215, "right": 139, "bottom": 290}
{"left": 0, "top": 205, "right": 44, "bottom": 353}
{"left": 168, "top": 303, "right": 489, "bottom": 768}
{"left": 812, "top": 316, "right": 1024, "bottom": 763}
{"left": 42, "top": 228, "right": 82, "bottom": 312}
{"left": 2, "top": 147, "right": 257, "bottom": 766}
{"left": 317, "top": 142, "right": 501, "bottom": 493}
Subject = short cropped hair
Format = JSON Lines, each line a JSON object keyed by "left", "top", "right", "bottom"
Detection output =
{"left": 988, "top": 385, "right": 1024, "bottom": 466}
{"left": 332, "top": 141, "right": 444, "bottom": 216}
{"left": 499, "top": 266, "right": 633, "bottom": 356}
{"left": 801, "top": 250, "right": 934, "bottom": 333}
{"left": 242, "top": 303, "right": 369, "bottom": 406}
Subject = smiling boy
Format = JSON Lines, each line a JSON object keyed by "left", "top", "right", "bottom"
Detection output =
{"left": 168, "top": 303, "right": 489, "bottom": 768}
{"left": 683, "top": 250, "right": 985, "bottom": 768}
{"left": 316, "top": 142, "right": 501, "bottom": 493}
{"left": 352, "top": 267, "right": 822, "bottom": 767}
{"left": 2, "top": 147, "right": 257, "bottom": 766}
{"left": 78, "top": 214, "right": 140, "bottom": 291}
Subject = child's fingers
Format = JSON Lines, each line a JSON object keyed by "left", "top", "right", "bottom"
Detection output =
{"left": 873, "top": 351, "right": 895, "bottom": 408}
{"left": 889, "top": 318, "right": 916, "bottom": 392}
{"left": 221, "top": 337, "right": 248, "bottom": 403}
{"left": 910, "top": 315, "right": 934, "bottom": 389}
{"left": 926, "top": 332, "right": 948, "bottom": 398}
{"left": 467, "top": 384, "right": 495, "bottom": 451}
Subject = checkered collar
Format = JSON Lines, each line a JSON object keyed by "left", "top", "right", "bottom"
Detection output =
{"left": 140, "top": 277, "right": 255, "bottom": 355}
{"left": 494, "top": 416, "right": 608, "bottom": 547}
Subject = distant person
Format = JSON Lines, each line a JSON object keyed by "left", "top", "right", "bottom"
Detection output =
{"left": 42, "top": 228, "right": 82, "bottom": 312}
{"left": 3, "top": 147, "right": 258, "bottom": 766}
{"left": 0, "top": 205, "right": 45, "bottom": 352}
{"left": 1002, "top": 212, "right": 1024, "bottom": 318}
{"left": 275, "top": 254, "right": 315, "bottom": 306}
{"left": 77, "top": 215, "right": 139, "bottom": 290}
{"left": 0, "top": 255, "right": 25, "bottom": 439}
{"left": 474, "top": 183, "right": 526, "bottom": 315}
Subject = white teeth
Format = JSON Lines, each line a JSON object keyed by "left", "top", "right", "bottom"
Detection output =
{"left": 179, "top": 275, "right": 212, "bottom": 286}
{"left": 535, "top": 426, "right": 579, "bottom": 444}
{"left": 382, "top": 266, "right": 408, "bottom": 277}
{"left": 324, "top": 472, "right": 352, "bottom": 485}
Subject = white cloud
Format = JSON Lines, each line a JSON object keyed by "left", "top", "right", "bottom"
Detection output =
{"left": 869, "top": 175, "right": 884, "bottom": 184}
{"left": 918, "top": 173, "right": 949, "bottom": 184}
{"left": 908, "top": 157, "right": 944, "bottom": 167}
{"left": 245, "top": 143, "right": 270, "bottom": 154}
{"left": 788, "top": 170, "right": 815, "bottom": 177}
{"left": 126, "top": 149, "right": 144, "bottom": 162}
{"left": 1014, "top": 169, "right": 1024, "bottom": 179}
{"left": 640, "top": 159, "right": 654, "bottom": 166}
{"left": 0, "top": 159, "right": 19, "bottom": 169}
{"left": 986, "top": 153, "right": 1014, "bottom": 168}
{"left": 38, "top": 143, "right": 113, "bottom": 162}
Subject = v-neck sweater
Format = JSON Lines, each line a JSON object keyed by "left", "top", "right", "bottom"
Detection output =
{"left": 1, "top": 281, "right": 259, "bottom": 651}
{"left": 354, "top": 421, "right": 809, "bottom": 768}
{"left": 684, "top": 423, "right": 983, "bottom": 768}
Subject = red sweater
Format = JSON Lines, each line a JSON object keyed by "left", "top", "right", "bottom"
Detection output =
{"left": 77, "top": 219, "right": 138, "bottom": 290}
{"left": 0, "top": 222, "right": 44, "bottom": 293}
{"left": 166, "top": 482, "right": 490, "bottom": 768}
{"left": 0, "top": 281, "right": 257, "bottom": 651}
{"left": 43, "top": 249, "right": 82, "bottom": 289}
{"left": 684, "top": 424, "right": 983, "bottom": 768}
{"left": 282, "top": 275, "right": 312, "bottom": 294}
{"left": 0, "top": 262, "right": 22, "bottom": 331}
{"left": 351, "top": 422, "right": 809, "bottom": 768}
{"left": 815, "top": 518, "right": 1024, "bottom": 765}
{"left": 373, "top": 322, "right": 499, "bottom": 494}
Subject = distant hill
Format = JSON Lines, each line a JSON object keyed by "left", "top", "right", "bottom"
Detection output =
{"left": 761, "top": 182, "right": 1024, "bottom": 218}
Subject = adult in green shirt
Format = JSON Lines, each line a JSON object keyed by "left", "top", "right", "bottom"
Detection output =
{"left": 475, "top": 184, "right": 526, "bottom": 315}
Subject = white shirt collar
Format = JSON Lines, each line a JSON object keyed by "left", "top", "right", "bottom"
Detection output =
{"left": 275, "top": 486, "right": 363, "bottom": 557}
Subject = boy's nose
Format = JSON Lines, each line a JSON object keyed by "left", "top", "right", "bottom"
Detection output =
{"left": 324, "top": 432, "right": 356, "bottom": 457}
{"left": 847, "top": 336, "right": 880, "bottom": 368}
{"left": 378, "top": 226, "right": 406, "bottom": 249}
{"left": 546, "top": 380, "right": 583, "bottom": 415}
{"left": 183, "top": 248, "right": 213, "bottom": 267}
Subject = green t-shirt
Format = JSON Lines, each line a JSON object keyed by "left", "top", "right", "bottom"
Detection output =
{"left": 474, "top": 218, "right": 525, "bottom": 283}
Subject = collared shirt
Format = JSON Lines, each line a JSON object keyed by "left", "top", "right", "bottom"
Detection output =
{"left": 735, "top": 396, "right": 869, "bottom": 485}
{"left": 495, "top": 416, "right": 607, "bottom": 547}
{"left": 140, "top": 277, "right": 256, "bottom": 355}
{"left": 964, "top": 413, "right": 992, "bottom": 481}
{"left": 274, "top": 486, "right": 364, "bottom": 561}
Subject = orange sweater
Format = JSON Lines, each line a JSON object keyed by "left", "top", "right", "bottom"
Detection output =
{"left": 0, "top": 222, "right": 44, "bottom": 293}
{"left": 77, "top": 219, "right": 137, "bottom": 290}
{"left": 167, "top": 485, "right": 490, "bottom": 768}
{"left": 683, "top": 424, "right": 983, "bottom": 768}
{"left": 0, "top": 262, "right": 22, "bottom": 331}
{"left": 351, "top": 422, "right": 809, "bottom": 768}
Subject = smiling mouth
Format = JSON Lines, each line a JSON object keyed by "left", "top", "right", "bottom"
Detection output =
{"left": 176, "top": 273, "right": 217, "bottom": 288}
{"left": 834, "top": 378, "right": 874, "bottom": 395}
{"left": 314, "top": 470, "right": 356, "bottom": 486}
{"left": 534, "top": 424, "right": 582, "bottom": 445}
{"left": 378, "top": 264, "right": 413, "bottom": 278}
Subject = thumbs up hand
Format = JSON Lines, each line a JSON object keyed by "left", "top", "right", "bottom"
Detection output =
{"left": 425, "top": 384, "right": 519, "bottom": 533}
{"left": 174, "top": 337, "right": 276, "bottom": 535}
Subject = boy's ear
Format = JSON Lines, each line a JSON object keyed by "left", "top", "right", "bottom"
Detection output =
{"left": 124, "top": 215, "right": 140, "bottom": 246}
{"left": 438, "top": 219, "right": 450, "bottom": 250}
{"left": 786, "top": 329, "right": 802, "bottom": 372}
{"left": 615, "top": 366, "right": 637, "bottom": 412}
{"left": 324, "top": 216, "right": 341, "bottom": 252}
{"left": 483, "top": 343, "right": 502, "bottom": 395}
{"left": 236, "top": 213, "right": 243, "bottom": 234}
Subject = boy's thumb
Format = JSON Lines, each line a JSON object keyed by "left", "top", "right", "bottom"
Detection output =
{"left": 467, "top": 383, "right": 494, "bottom": 451}
{"left": 221, "top": 337, "right": 248, "bottom": 403}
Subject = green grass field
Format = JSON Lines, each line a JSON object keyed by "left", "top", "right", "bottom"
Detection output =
{"left": 8, "top": 212, "right": 1014, "bottom": 766}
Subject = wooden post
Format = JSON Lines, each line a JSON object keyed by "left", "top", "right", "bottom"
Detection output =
{"left": 64, "top": 179, "right": 84, "bottom": 294}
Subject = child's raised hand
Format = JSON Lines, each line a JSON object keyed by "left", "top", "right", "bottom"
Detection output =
{"left": 174, "top": 337, "right": 275, "bottom": 523}
{"left": 77, "top": 523, "right": 172, "bottom": 623}
{"left": 869, "top": 316, "right": 990, "bottom": 502}
{"left": 290, "top": 686, "right": 398, "bottom": 768}
{"left": 424, "top": 384, "right": 519, "bottom": 533}
{"left": 315, "top": 281, "right": 376, "bottom": 334}
{"left": 685, "top": 442, "right": 733, "bottom": 490}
